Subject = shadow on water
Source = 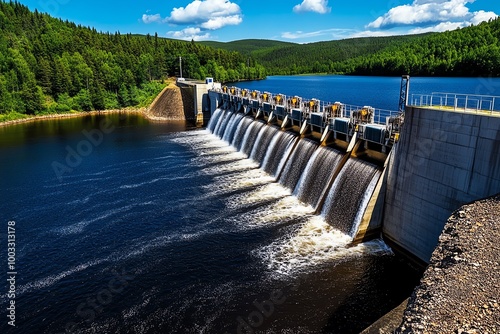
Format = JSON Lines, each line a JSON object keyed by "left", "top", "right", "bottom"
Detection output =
{"left": 321, "top": 255, "right": 424, "bottom": 334}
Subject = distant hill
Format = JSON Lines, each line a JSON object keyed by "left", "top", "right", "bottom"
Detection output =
{"left": 200, "top": 35, "right": 430, "bottom": 74}
{"left": 336, "top": 18, "right": 500, "bottom": 76}
{"left": 200, "top": 39, "right": 297, "bottom": 56}
{"left": 199, "top": 19, "right": 500, "bottom": 77}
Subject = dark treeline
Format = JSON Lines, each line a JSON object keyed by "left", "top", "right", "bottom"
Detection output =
{"left": 0, "top": 1, "right": 265, "bottom": 116}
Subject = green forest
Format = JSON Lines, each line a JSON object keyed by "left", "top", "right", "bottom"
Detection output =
{"left": 1, "top": 0, "right": 500, "bottom": 121}
{"left": 0, "top": 1, "right": 265, "bottom": 119}
{"left": 201, "top": 35, "right": 428, "bottom": 74}
{"left": 202, "top": 19, "right": 500, "bottom": 77}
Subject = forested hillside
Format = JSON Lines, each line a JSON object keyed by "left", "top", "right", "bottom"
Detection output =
{"left": 335, "top": 19, "right": 500, "bottom": 76}
{"left": 202, "top": 35, "right": 427, "bottom": 74}
{"left": 203, "top": 19, "right": 500, "bottom": 77}
{"left": 200, "top": 39, "right": 297, "bottom": 58}
{"left": 0, "top": 1, "right": 265, "bottom": 117}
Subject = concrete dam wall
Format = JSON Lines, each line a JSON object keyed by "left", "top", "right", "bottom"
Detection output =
{"left": 204, "top": 87, "right": 499, "bottom": 264}
{"left": 383, "top": 107, "right": 500, "bottom": 262}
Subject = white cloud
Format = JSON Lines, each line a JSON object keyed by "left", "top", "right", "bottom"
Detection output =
{"left": 470, "top": 10, "right": 497, "bottom": 25}
{"left": 167, "top": 0, "right": 242, "bottom": 29}
{"left": 408, "top": 21, "right": 466, "bottom": 34}
{"left": 281, "top": 28, "right": 353, "bottom": 40}
{"left": 142, "top": 0, "right": 243, "bottom": 41}
{"left": 142, "top": 13, "right": 163, "bottom": 24}
{"left": 200, "top": 15, "right": 242, "bottom": 30}
{"left": 349, "top": 30, "right": 399, "bottom": 38}
{"left": 293, "top": 0, "right": 331, "bottom": 14}
{"left": 367, "top": 0, "right": 497, "bottom": 30}
{"left": 167, "top": 27, "right": 212, "bottom": 41}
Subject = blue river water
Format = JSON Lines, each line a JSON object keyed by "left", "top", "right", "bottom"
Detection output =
{"left": 231, "top": 75, "right": 500, "bottom": 112}
{"left": 3, "top": 74, "right": 495, "bottom": 333}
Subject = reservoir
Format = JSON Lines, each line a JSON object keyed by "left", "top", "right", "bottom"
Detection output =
{"left": 3, "top": 75, "right": 497, "bottom": 333}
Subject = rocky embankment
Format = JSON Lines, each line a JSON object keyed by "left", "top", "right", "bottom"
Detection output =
{"left": 145, "top": 82, "right": 193, "bottom": 121}
{"left": 396, "top": 195, "right": 500, "bottom": 334}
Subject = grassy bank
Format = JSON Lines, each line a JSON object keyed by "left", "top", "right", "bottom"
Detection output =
{"left": 0, "top": 81, "right": 168, "bottom": 126}
{"left": 0, "top": 108, "right": 146, "bottom": 128}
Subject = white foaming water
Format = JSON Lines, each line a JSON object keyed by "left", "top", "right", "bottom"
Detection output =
{"left": 232, "top": 194, "right": 314, "bottom": 231}
{"left": 226, "top": 183, "right": 292, "bottom": 209}
{"left": 203, "top": 166, "right": 273, "bottom": 197}
{"left": 173, "top": 116, "right": 393, "bottom": 276}
{"left": 293, "top": 146, "right": 321, "bottom": 197}
{"left": 256, "top": 217, "right": 391, "bottom": 276}
{"left": 238, "top": 121, "right": 258, "bottom": 153}
{"left": 13, "top": 258, "right": 108, "bottom": 298}
{"left": 212, "top": 110, "right": 228, "bottom": 135}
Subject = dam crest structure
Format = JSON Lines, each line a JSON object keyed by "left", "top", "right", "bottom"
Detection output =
{"left": 202, "top": 77, "right": 500, "bottom": 265}
{"left": 205, "top": 84, "right": 404, "bottom": 250}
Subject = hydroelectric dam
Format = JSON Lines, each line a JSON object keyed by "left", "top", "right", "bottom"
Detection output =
{"left": 200, "top": 78, "right": 500, "bottom": 265}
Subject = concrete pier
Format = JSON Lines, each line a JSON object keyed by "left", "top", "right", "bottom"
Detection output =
{"left": 177, "top": 79, "right": 221, "bottom": 126}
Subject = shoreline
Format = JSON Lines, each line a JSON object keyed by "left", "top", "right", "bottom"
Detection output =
{"left": 0, "top": 107, "right": 181, "bottom": 128}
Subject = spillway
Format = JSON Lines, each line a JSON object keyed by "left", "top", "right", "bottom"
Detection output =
{"left": 250, "top": 125, "right": 280, "bottom": 165}
{"left": 294, "top": 146, "right": 344, "bottom": 210}
{"left": 222, "top": 112, "right": 244, "bottom": 143}
{"left": 241, "top": 120, "right": 266, "bottom": 157}
{"left": 261, "top": 130, "right": 297, "bottom": 177}
{"left": 207, "top": 109, "right": 382, "bottom": 240}
{"left": 278, "top": 138, "right": 319, "bottom": 191}
{"left": 321, "top": 158, "right": 381, "bottom": 236}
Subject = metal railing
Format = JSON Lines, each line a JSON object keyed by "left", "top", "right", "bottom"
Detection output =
{"left": 214, "top": 87, "right": 401, "bottom": 125}
{"left": 340, "top": 103, "right": 400, "bottom": 125}
{"left": 410, "top": 92, "right": 500, "bottom": 114}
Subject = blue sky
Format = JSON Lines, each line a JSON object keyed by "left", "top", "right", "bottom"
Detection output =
{"left": 19, "top": 0, "right": 500, "bottom": 43}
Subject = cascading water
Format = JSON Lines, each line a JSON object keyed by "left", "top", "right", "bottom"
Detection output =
{"left": 321, "top": 158, "right": 381, "bottom": 236}
{"left": 222, "top": 113, "right": 244, "bottom": 144}
{"left": 250, "top": 125, "right": 280, "bottom": 165}
{"left": 294, "top": 146, "right": 343, "bottom": 210}
{"left": 2, "top": 84, "right": 423, "bottom": 334}
{"left": 240, "top": 120, "right": 266, "bottom": 157}
{"left": 208, "top": 109, "right": 383, "bottom": 240}
{"left": 231, "top": 117, "right": 253, "bottom": 150}
{"left": 215, "top": 110, "right": 235, "bottom": 138}
{"left": 278, "top": 138, "right": 319, "bottom": 191}
{"left": 207, "top": 108, "right": 224, "bottom": 133}
{"left": 212, "top": 110, "right": 230, "bottom": 137}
